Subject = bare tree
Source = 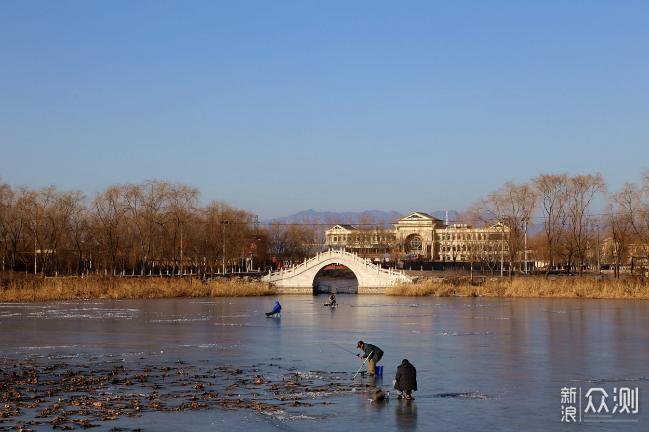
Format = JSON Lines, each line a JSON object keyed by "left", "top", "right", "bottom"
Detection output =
{"left": 615, "top": 174, "right": 649, "bottom": 274}
{"left": 475, "top": 181, "right": 537, "bottom": 277}
{"left": 605, "top": 197, "right": 632, "bottom": 278}
{"left": 618, "top": 173, "right": 649, "bottom": 251}
{"left": 165, "top": 183, "right": 199, "bottom": 276}
{"left": 265, "top": 222, "right": 319, "bottom": 265}
{"left": 93, "top": 186, "right": 126, "bottom": 275}
{"left": 66, "top": 193, "right": 91, "bottom": 275}
{"left": 123, "top": 183, "right": 147, "bottom": 275}
{"left": 143, "top": 180, "right": 172, "bottom": 274}
{"left": 201, "top": 202, "right": 224, "bottom": 276}
{"left": 533, "top": 174, "right": 569, "bottom": 275}
{"left": 0, "top": 181, "right": 21, "bottom": 271}
{"left": 54, "top": 190, "right": 85, "bottom": 274}
{"left": 563, "top": 174, "right": 606, "bottom": 274}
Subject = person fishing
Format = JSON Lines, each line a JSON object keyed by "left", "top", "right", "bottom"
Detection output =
{"left": 325, "top": 293, "right": 337, "bottom": 307}
{"left": 394, "top": 359, "right": 417, "bottom": 400}
{"left": 356, "top": 340, "right": 383, "bottom": 376}
{"left": 265, "top": 300, "right": 282, "bottom": 317}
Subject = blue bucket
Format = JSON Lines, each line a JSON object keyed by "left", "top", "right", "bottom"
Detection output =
{"left": 375, "top": 365, "right": 383, "bottom": 376}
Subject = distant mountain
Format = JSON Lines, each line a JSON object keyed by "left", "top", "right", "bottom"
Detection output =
{"left": 268, "top": 209, "right": 402, "bottom": 225}
{"left": 268, "top": 209, "right": 460, "bottom": 225}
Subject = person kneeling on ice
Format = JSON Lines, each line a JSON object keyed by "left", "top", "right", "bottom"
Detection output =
{"left": 265, "top": 300, "right": 281, "bottom": 317}
{"left": 394, "top": 359, "right": 417, "bottom": 400}
{"left": 325, "top": 293, "right": 337, "bottom": 307}
{"left": 356, "top": 341, "right": 384, "bottom": 376}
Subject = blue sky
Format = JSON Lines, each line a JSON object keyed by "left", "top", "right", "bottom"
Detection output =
{"left": 1, "top": 1, "right": 648, "bottom": 218}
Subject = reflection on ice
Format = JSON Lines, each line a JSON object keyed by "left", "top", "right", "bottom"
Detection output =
{"left": 432, "top": 392, "right": 490, "bottom": 400}
{"left": 179, "top": 343, "right": 240, "bottom": 350}
{"left": 436, "top": 331, "right": 491, "bottom": 336}
{"left": 148, "top": 317, "right": 210, "bottom": 323}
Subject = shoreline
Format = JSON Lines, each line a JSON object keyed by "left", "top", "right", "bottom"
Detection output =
{"left": 0, "top": 275, "right": 276, "bottom": 302}
{"left": 1, "top": 274, "right": 648, "bottom": 302}
{"left": 385, "top": 276, "right": 649, "bottom": 299}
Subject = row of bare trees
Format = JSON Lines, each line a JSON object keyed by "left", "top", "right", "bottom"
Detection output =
{"left": 608, "top": 172, "right": 649, "bottom": 277}
{"left": 265, "top": 222, "right": 323, "bottom": 265}
{"left": 3, "top": 171, "right": 648, "bottom": 277}
{"left": 0, "top": 179, "right": 320, "bottom": 277}
{"left": 472, "top": 171, "right": 649, "bottom": 277}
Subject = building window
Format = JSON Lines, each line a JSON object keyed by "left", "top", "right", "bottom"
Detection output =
{"left": 405, "top": 234, "right": 423, "bottom": 253}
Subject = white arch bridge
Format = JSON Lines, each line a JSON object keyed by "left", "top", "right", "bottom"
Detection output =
{"left": 262, "top": 249, "right": 413, "bottom": 294}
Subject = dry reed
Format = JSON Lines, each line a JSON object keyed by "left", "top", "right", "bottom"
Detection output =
{"left": 386, "top": 276, "right": 649, "bottom": 299}
{"left": 0, "top": 275, "right": 275, "bottom": 302}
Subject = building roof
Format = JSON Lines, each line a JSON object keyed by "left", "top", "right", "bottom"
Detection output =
{"left": 399, "top": 211, "right": 442, "bottom": 222}
{"left": 326, "top": 224, "right": 359, "bottom": 232}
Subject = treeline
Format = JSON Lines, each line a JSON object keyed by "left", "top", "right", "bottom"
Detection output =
{"left": 0, "top": 179, "right": 321, "bottom": 277}
{"left": 2, "top": 171, "right": 648, "bottom": 278}
{"left": 470, "top": 171, "right": 649, "bottom": 277}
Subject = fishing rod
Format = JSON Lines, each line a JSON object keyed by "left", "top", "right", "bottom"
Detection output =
{"left": 330, "top": 342, "right": 357, "bottom": 356}
{"left": 353, "top": 350, "right": 373, "bottom": 380}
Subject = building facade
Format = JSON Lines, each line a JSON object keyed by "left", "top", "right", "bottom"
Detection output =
{"left": 394, "top": 212, "right": 441, "bottom": 258}
{"left": 436, "top": 223, "right": 508, "bottom": 262}
{"left": 325, "top": 211, "right": 509, "bottom": 262}
{"left": 326, "top": 224, "right": 396, "bottom": 258}
{"left": 601, "top": 237, "right": 649, "bottom": 269}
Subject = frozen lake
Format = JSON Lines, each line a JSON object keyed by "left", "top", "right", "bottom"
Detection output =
{"left": 1, "top": 294, "right": 648, "bottom": 431}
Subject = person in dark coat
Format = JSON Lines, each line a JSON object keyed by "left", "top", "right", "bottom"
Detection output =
{"left": 265, "top": 300, "right": 281, "bottom": 317}
{"left": 394, "top": 359, "right": 417, "bottom": 400}
{"left": 356, "top": 341, "right": 384, "bottom": 376}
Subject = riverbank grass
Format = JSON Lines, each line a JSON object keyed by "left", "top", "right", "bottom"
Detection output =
{"left": 386, "top": 277, "right": 649, "bottom": 299}
{"left": 0, "top": 276, "right": 275, "bottom": 302}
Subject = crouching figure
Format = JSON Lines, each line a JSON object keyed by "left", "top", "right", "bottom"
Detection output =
{"left": 394, "top": 359, "right": 417, "bottom": 400}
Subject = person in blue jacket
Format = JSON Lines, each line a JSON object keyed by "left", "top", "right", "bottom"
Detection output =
{"left": 266, "top": 300, "right": 281, "bottom": 317}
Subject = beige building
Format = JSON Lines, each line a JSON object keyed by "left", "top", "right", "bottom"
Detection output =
{"left": 601, "top": 237, "right": 649, "bottom": 268}
{"left": 326, "top": 224, "right": 396, "bottom": 257}
{"left": 436, "top": 223, "right": 509, "bottom": 262}
{"left": 325, "top": 211, "right": 509, "bottom": 262}
{"left": 394, "top": 212, "right": 443, "bottom": 258}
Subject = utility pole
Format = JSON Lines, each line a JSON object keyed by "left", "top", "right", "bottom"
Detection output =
{"left": 596, "top": 223, "right": 601, "bottom": 275}
{"left": 33, "top": 217, "right": 38, "bottom": 275}
{"left": 221, "top": 220, "right": 229, "bottom": 274}
{"left": 180, "top": 223, "right": 183, "bottom": 277}
{"left": 500, "top": 222, "right": 505, "bottom": 278}
{"left": 251, "top": 215, "right": 259, "bottom": 272}
{"left": 523, "top": 217, "right": 529, "bottom": 275}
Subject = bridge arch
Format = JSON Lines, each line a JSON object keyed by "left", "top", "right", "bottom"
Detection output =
{"left": 312, "top": 262, "right": 360, "bottom": 294}
{"left": 312, "top": 263, "right": 359, "bottom": 294}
